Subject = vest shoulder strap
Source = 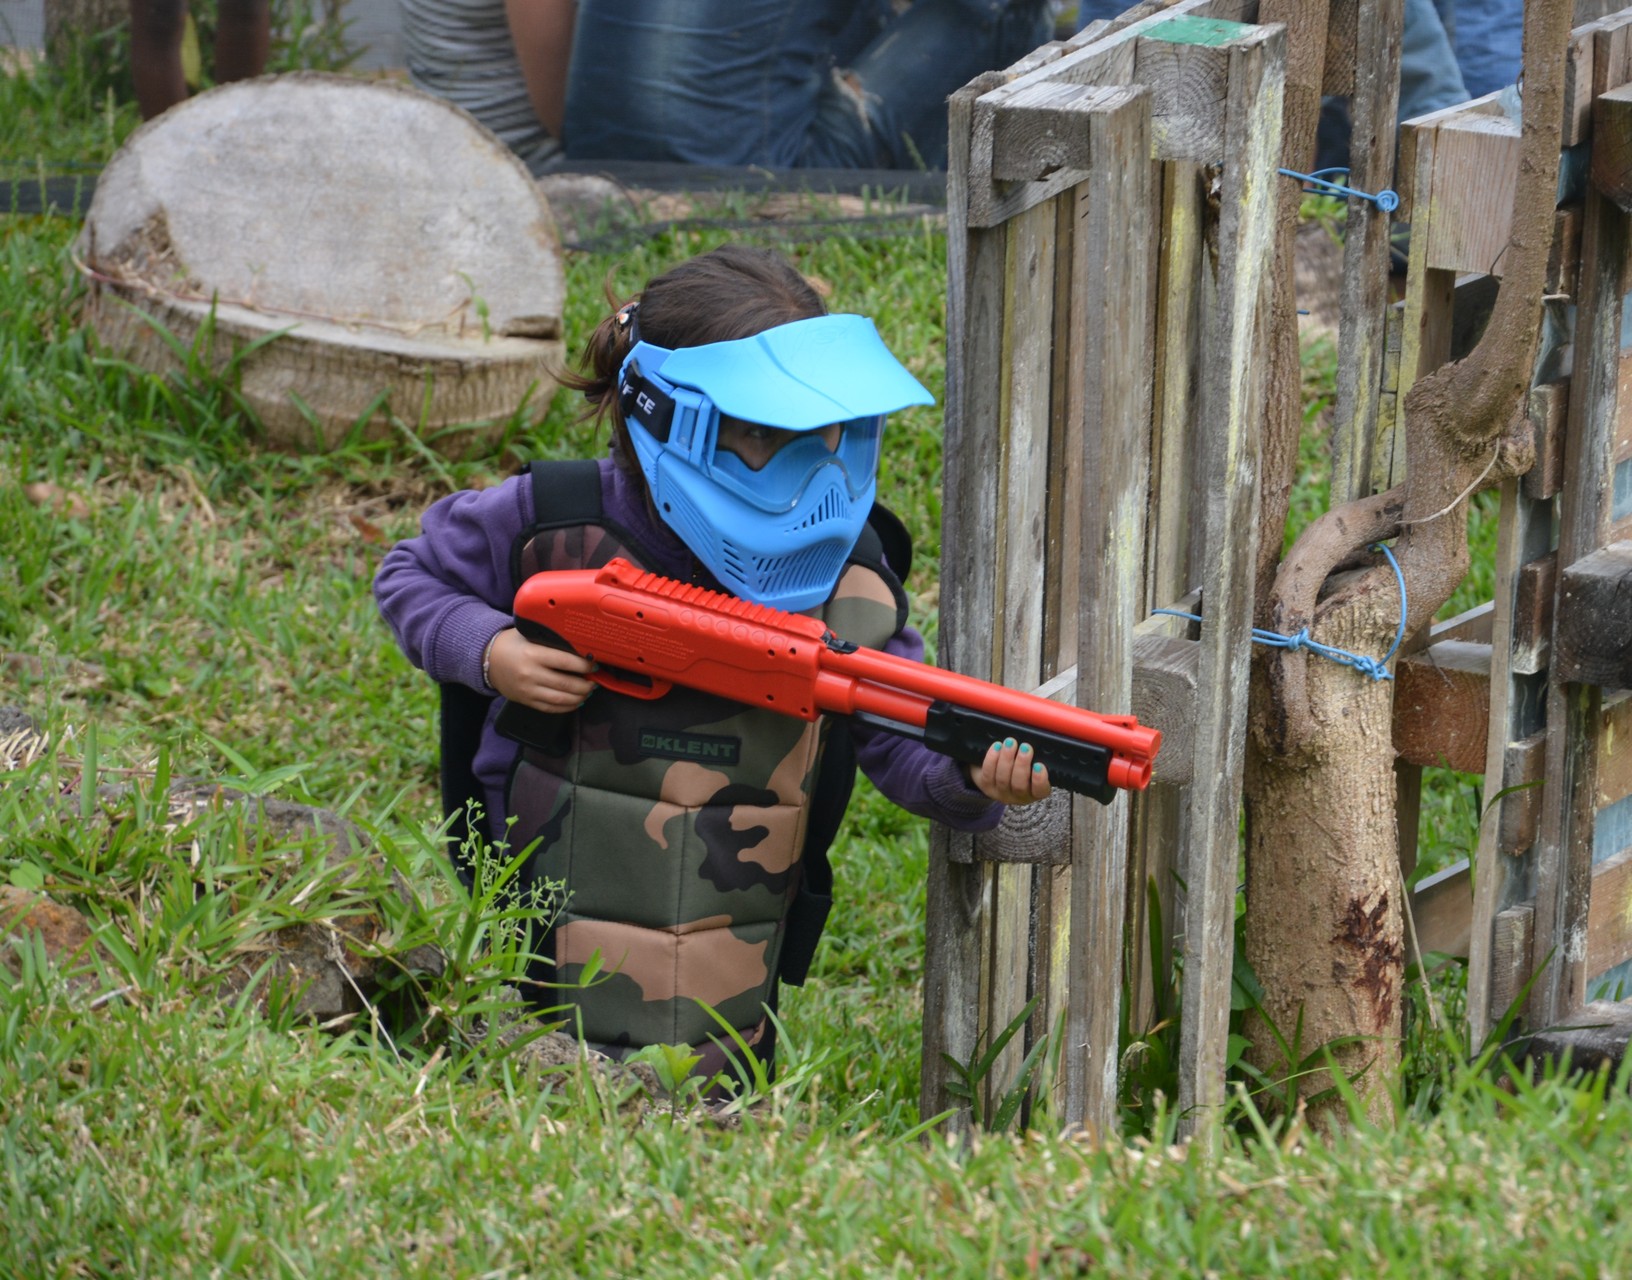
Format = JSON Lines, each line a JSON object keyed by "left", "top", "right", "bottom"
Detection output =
{"left": 863, "top": 500, "right": 912, "bottom": 584}
{"left": 527, "top": 457, "right": 604, "bottom": 528}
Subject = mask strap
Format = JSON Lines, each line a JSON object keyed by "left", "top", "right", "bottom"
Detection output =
{"left": 618, "top": 364, "right": 676, "bottom": 444}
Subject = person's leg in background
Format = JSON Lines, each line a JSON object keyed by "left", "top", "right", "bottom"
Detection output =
{"left": 563, "top": 0, "right": 859, "bottom": 166}
{"left": 1445, "top": 0, "right": 1523, "bottom": 100}
{"left": 802, "top": 0, "right": 1054, "bottom": 170}
{"left": 1311, "top": 0, "right": 1465, "bottom": 172}
{"left": 214, "top": 0, "right": 272, "bottom": 86}
{"left": 129, "top": 0, "right": 270, "bottom": 120}
{"left": 129, "top": 0, "right": 188, "bottom": 118}
{"left": 1071, "top": 0, "right": 1125, "bottom": 30}
{"left": 1397, "top": 0, "right": 1467, "bottom": 122}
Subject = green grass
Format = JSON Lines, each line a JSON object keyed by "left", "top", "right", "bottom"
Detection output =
{"left": 1, "top": 50, "right": 1615, "bottom": 1280}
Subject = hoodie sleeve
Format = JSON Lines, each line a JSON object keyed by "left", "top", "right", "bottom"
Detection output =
{"left": 372, "top": 475, "right": 532, "bottom": 692}
{"left": 850, "top": 622, "right": 1004, "bottom": 833}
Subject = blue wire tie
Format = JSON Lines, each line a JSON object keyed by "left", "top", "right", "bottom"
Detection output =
{"left": 1279, "top": 166, "right": 1400, "bottom": 214}
{"left": 1155, "top": 543, "right": 1408, "bottom": 682}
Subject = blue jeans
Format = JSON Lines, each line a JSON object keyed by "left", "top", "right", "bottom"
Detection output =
{"left": 562, "top": 0, "right": 1053, "bottom": 169}
{"left": 1438, "top": 0, "right": 1524, "bottom": 101}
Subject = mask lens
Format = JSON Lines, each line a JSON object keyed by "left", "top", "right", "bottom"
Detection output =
{"left": 714, "top": 417, "right": 839, "bottom": 472}
{"left": 707, "top": 416, "right": 882, "bottom": 513}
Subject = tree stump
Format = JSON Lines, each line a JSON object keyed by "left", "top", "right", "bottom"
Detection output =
{"left": 78, "top": 72, "right": 567, "bottom": 457}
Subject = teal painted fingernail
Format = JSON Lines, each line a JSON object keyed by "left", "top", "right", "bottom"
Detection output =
{"left": 1004, "top": 737, "right": 1016, "bottom": 749}
{"left": 1033, "top": 763, "right": 1044, "bottom": 774}
{"left": 1019, "top": 742, "right": 1033, "bottom": 755}
{"left": 992, "top": 742, "right": 1003, "bottom": 753}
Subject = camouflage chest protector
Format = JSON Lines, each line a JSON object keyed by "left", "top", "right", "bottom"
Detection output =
{"left": 475, "top": 459, "right": 908, "bottom": 1064}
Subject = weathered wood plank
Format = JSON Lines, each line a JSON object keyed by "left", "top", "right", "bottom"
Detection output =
{"left": 1322, "top": 0, "right": 1355, "bottom": 96}
{"left": 1382, "top": 108, "right": 1457, "bottom": 493}
{"left": 1592, "top": 82, "right": 1632, "bottom": 210}
{"left": 1175, "top": 23, "right": 1283, "bottom": 1142}
{"left": 1588, "top": 845, "right": 1632, "bottom": 975}
{"left": 1549, "top": 205, "right": 1584, "bottom": 297}
{"left": 1554, "top": 541, "right": 1632, "bottom": 689}
{"left": 1421, "top": 112, "right": 1522, "bottom": 279}
{"left": 1038, "top": 180, "right": 1087, "bottom": 1078}
{"left": 1148, "top": 169, "right": 1206, "bottom": 617}
{"left": 1430, "top": 599, "right": 1495, "bottom": 646}
{"left": 1420, "top": 850, "right": 1632, "bottom": 995}
{"left": 1489, "top": 904, "right": 1536, "bottom": 1026}
{"left": 1131, "top": 633, "right": 1200, "bottom": 785}
{"left": 984, "top": 195, "right": 1061, "bottom": 1106}
{"left": 1615, "top": 353, "right": 1632, "bottom": 536}
{"left": 1511, "top": 552, "right": 1559, "bottom": 676}
{"left": 1133, "top": 18, "right": 1243, "bottom": 165}
{"left": 1499, "top": 730, "right": 1549, "bottom": 857}
{"left": 1394, "top": 94, "right": 1506, "bottom": 222}
{"left": 1533, "top": 15, "right": 1632, "bottom": 1027}
{"left": 970, "top": 792, "right": 1072, "bottom": 866}
{"left": 919, "top": 821, "right": 982, "bottom": 1118}
{"left": 1600, "top": 694, "right": 1632, "bottom": 807}
{"left": 1393, "top": 640, "right": 1492, "bottom": 772}
{"left": 1328, "top": 0, "right": 1402, "bottom": 505}
{"left": 1123, "top": 160, "right": 1205, "bottom": 1033}
{"left": 988, "top": 81, "right": 1120, "bottom": 183}
{"left": 1386, "top": 101, "right": 1463, "bottom": 874}
{"left": 1045, "top": 194, "right": 1084, "bottom": 670}
{"left": 1061, "top": 87, "right": 1157, "bottom": 1137}
{"left": 1469, "top": 417, "right": 1565, "bottom": 1026}
{"left": 1405, "top": 859, "right": 1472, "bottom": 963}
{"left": 1566, "top": 9, "right": 1629, "bottom": 143}
{"left": 1524, "top": 383, "right": 1570, "bottom": 502}
{"left": 966, "top": 3, "right": 1270, "bottom": 226}
{"left": 920, "top": 72, "right": 1010, "bottom": 1133}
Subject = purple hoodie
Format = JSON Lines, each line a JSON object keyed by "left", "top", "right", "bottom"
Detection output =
{"left": 373, "top": 455, "right": 1003, "bottom": 836}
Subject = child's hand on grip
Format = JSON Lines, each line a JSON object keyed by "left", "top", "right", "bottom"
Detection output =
{"left": 485, "top": 628, "right": 598, "bottom": 712}
{"left": 968, "top": 738, "right": 1052, "bottom": 806}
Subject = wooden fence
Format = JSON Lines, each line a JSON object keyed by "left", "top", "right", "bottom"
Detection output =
{"left": 924, "top": 0, "right": 1632, "bottom": 1140}
{"left": 1387, "top": 8, "right": 1632, "bottom": 1043}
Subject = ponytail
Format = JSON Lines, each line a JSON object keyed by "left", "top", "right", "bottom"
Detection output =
{"left": 558, "top": 286, "right": 641, "bottom": 433}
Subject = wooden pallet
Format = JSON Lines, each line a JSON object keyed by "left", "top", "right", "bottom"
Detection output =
{"left": 923, "top": 0, "right": 1282, "bottom": 1139}
{"left": 1379, "top": 10, "right": 1632, "bottom": 1041}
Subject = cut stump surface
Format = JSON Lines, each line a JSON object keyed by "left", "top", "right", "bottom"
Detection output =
{"left": 78, "top": 72, "right": 566, "bottom": 456}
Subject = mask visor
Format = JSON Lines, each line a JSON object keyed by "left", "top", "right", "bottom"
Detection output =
{"left": 707, "top": 415, "right": 883, "bottom": 514}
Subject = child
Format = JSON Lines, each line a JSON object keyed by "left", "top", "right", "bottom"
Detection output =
{"left": 375, "top": 244, "right": 1049, "bottom": 1082}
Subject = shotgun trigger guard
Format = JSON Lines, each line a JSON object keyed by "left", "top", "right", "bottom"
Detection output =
{"left": 588, "top": 665, "right": 673, "bottom": 700}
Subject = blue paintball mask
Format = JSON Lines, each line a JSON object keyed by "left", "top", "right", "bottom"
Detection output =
{"left": 617, "top": 314, "right": 933, "bottom": 611}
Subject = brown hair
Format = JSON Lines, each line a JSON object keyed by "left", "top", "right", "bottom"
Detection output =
{"left": 560, "top": 244, "right": 827, "bottom": 474}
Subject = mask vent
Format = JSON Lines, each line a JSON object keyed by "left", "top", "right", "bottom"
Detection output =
{"left": 662, "top": 490, "right": 716, "bottom": 569}
{"left": 743, "top": 543, "right": 847, "bottom": 603}
{"left": 795, "top": 487, "right": 849, "bottom": 529}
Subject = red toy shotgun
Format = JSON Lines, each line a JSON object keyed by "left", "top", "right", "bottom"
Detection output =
{"left": 510, "top": 558, "right": 1160, "bottom": 803}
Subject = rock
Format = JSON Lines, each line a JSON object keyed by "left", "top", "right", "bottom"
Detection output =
{"left": 2, "top": 779, "right": 445, "bottom": 1023}
{"left": 474, "top": 985, "right": 661, "bottom": 1100}
{"left": 160, "top": 785, "right": 448, "bottom": 1022}
{"left": 0, "top": 704, "right": 41, "bottom": 737}
{"left": 0, "top": 886, "right": 114, "bottom": 990}
{"left": 1517, "top": 1001, "right": 1632, "bottom": 1081}
{"left": 0, "top": 757, "right": 657, "bottom": 1092}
